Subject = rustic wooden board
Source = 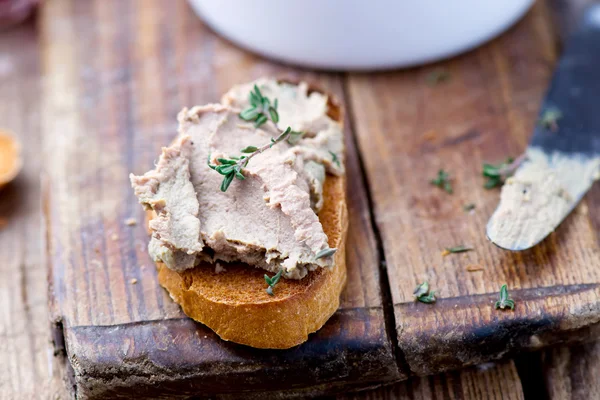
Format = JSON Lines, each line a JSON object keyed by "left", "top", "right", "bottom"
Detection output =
{"left": 42, "top": 0, "right": 600, "bottom": 398}
{"left": 543, "top": 341, "right": 600, "bottom": 399}
{"left": 346, "top": 0, "right": 600, "bottom": 376}
{"left": 337, "top": 359, "right": 524, "bottom": 400}
{"left": 0, "top": 19, "right": 69, "bottom": 399}
{"left": 42, "top": 0, "right": 400, "bottom": 397}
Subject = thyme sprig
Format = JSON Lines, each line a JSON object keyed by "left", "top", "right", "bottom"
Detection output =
{"left": 431, "top": 169, "right": 453, "bottom": 194}
{"left": 264, "top": 269, "right": 283, "bottom": 296}
{"left": 413, "top": 281, "right": 436, "bottom": 304}
{"left": 495, "top": 284, "right": 515, "bottom": 310}
{"left": 482, "top": 154, "right": 525, "bottom": 189}
{"left": 209, "top": 127, "right": 294, "bottom": 192}
{"left": 240, "top": 84, "right": 280, "bottom": 128}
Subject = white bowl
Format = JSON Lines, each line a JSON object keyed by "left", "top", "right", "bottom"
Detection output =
{"left": 188, "top": 0, "right": 534, "bottom": 70}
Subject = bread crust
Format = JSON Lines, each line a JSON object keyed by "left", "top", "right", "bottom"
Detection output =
{"left": 150, "top": 83, "right": 348, "bottom": 349}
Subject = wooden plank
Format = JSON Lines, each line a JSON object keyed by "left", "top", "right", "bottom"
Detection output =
{"left": 41, "top": 0, "right": 400, "bottom": 397}
{"left": 0, "top": 19, "right": 69, "bottom": 400}
{"left": 542, "top": 341, "right": 600, "bottom": 400}
{"left": 346, "top": 0, "right": 600, "bottom": 376}
{"left": 540, "top": 2, "right": 600, "bottom": 399}
{"left": 338, "top": 360, "right": 524, "bottom": 400}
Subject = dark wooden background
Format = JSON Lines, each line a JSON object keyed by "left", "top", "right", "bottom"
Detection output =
{"left": 1, "top": 0, "right": 600, "bottom": 398}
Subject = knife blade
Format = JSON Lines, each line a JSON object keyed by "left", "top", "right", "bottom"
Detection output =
{"left": 486, "top": 5, "right": 600, "bottom": 251}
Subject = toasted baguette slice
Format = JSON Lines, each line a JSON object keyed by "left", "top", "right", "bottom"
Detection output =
{"left": 151, "top": 83, "right": 348, "bottom": 349}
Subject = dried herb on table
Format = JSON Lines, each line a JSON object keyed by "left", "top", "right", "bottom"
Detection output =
{"left": 426, "top": 68, "right": 451, "bottom": 86}
{"left": 463, "top": 203, "right": 476, "bottom": 212}
{"left": 264, "top": 269, "right": 283, "bottom": 296}
{"left": 430, "top": 169, "right": 453, "bottom": 194}
{"left": 444, "top": 245, "right": 473, "bottom": 255}
{"left": 538, "top": 107, "right": 563, "bottom": 132}
{"left": 482, "top": 154, "right": 525, "bottom": 189}
{"left": 495, "top": 284, "right": 515, "bottom": 310}
{"left": 413, "top": 281, "right": 436, "bottom": 304}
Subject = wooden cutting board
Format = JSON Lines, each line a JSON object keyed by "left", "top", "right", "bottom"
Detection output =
{"left": 43, "top": 0, "right": 600, "bottom": 398}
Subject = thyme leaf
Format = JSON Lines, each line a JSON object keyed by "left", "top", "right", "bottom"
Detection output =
{"left": 329, "top": 151, "right": 340, "bottom": 167}
{"left": 413, "top": 281, "right": 429, "bottom": 298}
{"left": 315, "top": 247, "right": 337, "bottom": 260}
{"left": 430, "top": 169, "right": 453, "bottom": 194}
{"left": 445, "top": 246, "right": 473, "bottom": 254}
{"left": 413, "top": 281, "right": 436, "bottom": 304}
{"left": 264, "top": 269, "right": 284, "bottom": 296}
{"left": 482, "top": 154, "right": 525, "bottom": 189}
{"left": 495, "top": 284, "right": 515, "bottom": 310}
{"left": 463, "top": 203, "right": 476, "bottom": 212}
{"left": 417, "top": 292, "right": 436, "bottom": 304}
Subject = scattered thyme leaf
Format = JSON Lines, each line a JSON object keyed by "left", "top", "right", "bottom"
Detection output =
{"left": 482, "top": 155, "right": 525, "bottom": 189}
{"left": 426, "top": 68, "right": 451, "bottom": 86}
{"left": 538, "top": 107, "right": 563, "bottom": 132}
{"left": 445, "top": 246, "right": 473, "bottom": 254}
{"left": 430, "top": 169, "right": 453, "bottom": 194}
{"left": 417, "top": 291, "right": 436, "bottom": 304}
{"left": 329, "top": 151, "right": 340, "bottom": 167}
{"left": 413, "top": 281, "right": 436, "bottom": 304}
{"left": 413, "top": 281, "right": 429, "bottom": 298}
{"left": 495, "top": 284, "right": 515, "bottom": 310}
{"left": 315, "top": 247, "right": 337, "bottom": 259}
{"left": 264, "top": 269, "right": 284, "bottom": 296}
{"left": 463, "top": 203, "right": 476, "bottom": 212}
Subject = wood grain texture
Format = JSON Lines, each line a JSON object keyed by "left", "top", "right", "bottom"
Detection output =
{"left": 346, "top": 0, "right": 600, "bottom": 376}
{"left": 0, "top": 18, "right": 68, "bottom": 400}
{"left": 41, "top": 0, "right": 399, "bottom": 397}
{"left": 337, "top": 360, "right": 524, "bottom": 400}
{"left": 543, "top": 341, "right": 600, "bottom": 400}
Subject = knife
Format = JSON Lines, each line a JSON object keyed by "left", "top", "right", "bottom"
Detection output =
{"left": 486, "top": 5, "right": 600, "bottom": 251}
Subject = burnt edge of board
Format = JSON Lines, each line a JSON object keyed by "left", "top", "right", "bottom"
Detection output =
{"left": 54, "top": 307, "right": 401, "bottom": 399}
{"left": 396, "top": 283, "right": 600, "bottom": 376}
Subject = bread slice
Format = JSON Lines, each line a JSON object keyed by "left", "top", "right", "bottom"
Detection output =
{"left": 150, "top": 83, "right": 348, "bottom": 349}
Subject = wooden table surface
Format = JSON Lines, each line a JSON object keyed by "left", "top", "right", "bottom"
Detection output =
{"left": 1, "top": 0, "right": 600, "bottom": 398}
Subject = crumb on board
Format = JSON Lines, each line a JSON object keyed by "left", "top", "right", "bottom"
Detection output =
{"left": 466, "top": 265, "right": 484, "bottom": 272}
{"left": 110, "top": 233, "right": 119, "bottom": 241}
{"left": 125, "top": 218, "right": 137, "bottom": 226}
{"left": 441, "top": 249, "right": 450, "bottom": 257}
{"left": 130, "top": 278, "right": 138, "bottom": 284}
